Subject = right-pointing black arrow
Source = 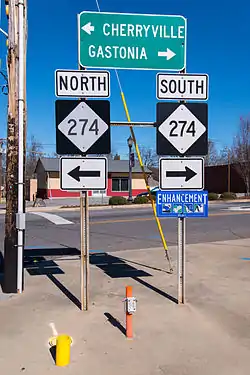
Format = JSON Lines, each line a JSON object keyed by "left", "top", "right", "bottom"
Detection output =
{"left": 68, "top": 166, "right": 100, "bottom": 182}
{"left": 166, "top": 166, "right": 197, "bottom": 182}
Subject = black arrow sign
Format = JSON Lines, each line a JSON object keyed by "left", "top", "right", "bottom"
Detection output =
{"left": 166, "top": 166, "right": 197, "bottom": 182}
{"left": 68, "top": 166, "right": 100, "bottom": 182}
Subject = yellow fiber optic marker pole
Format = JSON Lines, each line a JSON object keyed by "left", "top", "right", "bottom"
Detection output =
{"left": 118, "top": 79, "right": 173, "bottom": 272}
{"left": 92, "top": 0, "right": 173, "bottom": 272}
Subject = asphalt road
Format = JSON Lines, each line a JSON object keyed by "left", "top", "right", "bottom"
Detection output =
{"left": 1, "top": 201, "right": 250, "bottom": 255}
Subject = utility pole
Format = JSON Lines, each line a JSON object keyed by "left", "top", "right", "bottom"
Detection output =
{"left": 3, "top": 0, "right": 27, "bottom": 293}
{"left": 3, "top": 0, "right": 19, "bottom": 293}
{"left": 0, "top": 139, "right": 6, "bottom": 203}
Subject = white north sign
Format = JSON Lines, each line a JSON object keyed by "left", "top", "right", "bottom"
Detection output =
{"left": 55, "top": 69, "right": 110, "bottom": 98}
{"left": 158, "top": 104, "right": 207, "bottom": 154}
{"left": 159, "top": 157, "right": 204, "bottom": 190}
{"left": 157, "top": 73, "right": 208, "bottom": 100}
{"left": 60, "top": 157, "right": 107, "bottom": 191}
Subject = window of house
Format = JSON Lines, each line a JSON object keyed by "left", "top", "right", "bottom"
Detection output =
{"left": 112, "top": 178, "right": 129, "bottom": 192}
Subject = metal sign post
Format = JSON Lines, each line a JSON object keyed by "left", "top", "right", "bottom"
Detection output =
{"left": 177, "top": 67, "right": 186, "bottom": 304}
{"left": 80, "top": 190, "right": 89, "bottom": 311}
{"left": 156, "top": 190, "right": 208, "bottom": 303}
{"left": 177, "top": 216, "right": 185, "bottom": 304}
{"left": 85, "top": 191, "right": 90, "bottom": 310}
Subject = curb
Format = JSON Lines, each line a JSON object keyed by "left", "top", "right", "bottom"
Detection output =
{"left": 0, "top": 203, "right": 152, "bottom": 214}
{"left": 0, "top": 199, "right": 250, "bottom": 215}
{"left": 209, "top": 199, "right": 250, "bottom": 204}
{"left": 60, "top": 203, "right": 152, "bottom": 211}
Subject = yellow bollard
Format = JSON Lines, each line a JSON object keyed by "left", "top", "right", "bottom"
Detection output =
{"left": 56, "top": 335, "right": 71, "bottom": 367}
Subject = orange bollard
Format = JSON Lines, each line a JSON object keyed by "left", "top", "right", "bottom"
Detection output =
{"left": 126, "top": 286, "right": 133, "bottom": 338}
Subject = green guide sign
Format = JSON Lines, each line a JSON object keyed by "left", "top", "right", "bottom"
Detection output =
{"left": 78, "top": 11, "right": 186, "bottom": 71}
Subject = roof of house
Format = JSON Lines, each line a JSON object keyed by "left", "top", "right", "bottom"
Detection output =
{"left": 108, "top": 159, "right": 151, "bottom": 173}
{"left": 35, "top": 157, "right": 152, "bottom": 174}
{"left": 36, "top": 158, "right": 60, "bottom": 172}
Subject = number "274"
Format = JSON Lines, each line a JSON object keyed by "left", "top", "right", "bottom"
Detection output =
{"left": 169, "top": 120, "right": 196, "bottom": 137}
{"left": 67, "top": 118, "right": 99, "bottom": 136}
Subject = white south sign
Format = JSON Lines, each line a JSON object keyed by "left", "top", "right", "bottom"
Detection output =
{"left": 160, "top": 157, "right": 204, "bottom": 190}
{"left": 58, "top": 101, "right": 109, "bottom": 153}
{"left": 158, "top": 104, "right": 206, "bottom": 154}
{"left": 157, "top": 73, "right": 208, "bottom": 100}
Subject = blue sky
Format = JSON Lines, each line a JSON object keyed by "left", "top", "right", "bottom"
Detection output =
{"left": 0, "top": 0, "right": 249, "bottom": 157}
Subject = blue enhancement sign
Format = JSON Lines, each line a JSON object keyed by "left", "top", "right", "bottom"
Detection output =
{"left": 156, "top": 190, "right": 208, "bottom": 218}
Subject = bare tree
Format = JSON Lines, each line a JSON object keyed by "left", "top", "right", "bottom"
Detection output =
{"left": 218, "top": 146, "right": 231, "bottom": 165}
{"left": 26, "top": 135, "right": 44, "bottom": 178}
{"left": 231, "top": 117, "right": 250, "bottom": 195}
{"left": 47, "top": 152, "right": 59, "bottom": 158}
{"left": 138, "top": 146, "right": 158, "bottom": 167}
{"left": 204, "top": 140, "right": 219, "bottom": 166}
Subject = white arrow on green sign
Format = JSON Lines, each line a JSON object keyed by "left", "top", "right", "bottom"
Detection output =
{"left": 78, "top": 11, "right": 187, "bottom": 71}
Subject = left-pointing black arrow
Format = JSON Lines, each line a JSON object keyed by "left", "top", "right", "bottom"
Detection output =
{"left": 166, "top": 166, "right": 197, "bottom": 182}
{"left": 68, "top": 166, "right": 100, "bottom": 182}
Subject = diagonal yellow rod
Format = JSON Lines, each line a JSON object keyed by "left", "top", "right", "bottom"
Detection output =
{"left": 120, "top": 91, "right": 173, "bottom": 272}
{"left": 94, "top": 0, "right": 173, "bottom": 272}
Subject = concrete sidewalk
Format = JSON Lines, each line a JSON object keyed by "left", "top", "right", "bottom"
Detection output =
{"left": 1, "top": 238, "right": 250, "bottom": 374}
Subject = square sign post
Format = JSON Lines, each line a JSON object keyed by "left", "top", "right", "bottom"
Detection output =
{"left": 156, "top": 190, "right": 208, "bottom": 304}
{"left": 78, "top": 11, "right": 186, "bottom": 71}
{"left": 156, "top": 101, "right": 208, "bottom": 305}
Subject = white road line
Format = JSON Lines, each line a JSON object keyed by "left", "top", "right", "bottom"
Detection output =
{"left": 224, "top": 206, "right": 250, "bottom": 212}
{"left": 31, "top": 212, "right": 73, "bottom": 225}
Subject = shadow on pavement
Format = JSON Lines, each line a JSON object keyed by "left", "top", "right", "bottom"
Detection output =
{"left": 24, "top": 254, "right": 81, "bottom": 310}
{"left": 90, "top": 252, "right": 152, "bottom": 278}
{"left": 47, "top": 274, "right": 81, "bottom": 309}
{"left": 49, "top": 346, "right": 56, "bottom": 364}
{"left": 133, "top": 276, "right": 178, "bottom": 304}
{"left": 104, "top": 312, "right": 126, "bottom": 336}
{"left": 24, "top": 247, "right": 80, "bottom": 258}
{"left": 118, "top": 257, "right": 171, "bottom": 274}
{"left": 24, "top": 257, "right": 64, "bottom": 276}
{"left": 0, "top": 251, "right": 4, "bottom": 273}
{"left": 90, "top": 252, "right": 176, "bottom": 304}
{"left": 0, "top": 252, "right": 4, "bottom": 291}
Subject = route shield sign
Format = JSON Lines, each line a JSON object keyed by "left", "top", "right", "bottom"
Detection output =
{"left": 56, "top": 100, "right": 110, "bottom": 155}
{"left": 157, "top": 102, "right": 208, "bottom": 156}
{"left": 78, "top": 11, "right": 186, "bottom": 71}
